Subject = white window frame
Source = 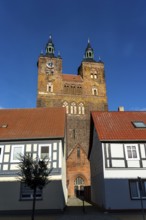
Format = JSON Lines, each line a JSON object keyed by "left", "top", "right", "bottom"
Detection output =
{"left": 11, "top": 145, "right": 24, "bottom": 162}
{"left": 125, "top": 144, "right": 139, "bottom": 160}
{"left": 0, "top": 145, "right": 4, "bottom": 163}
{"left": 38, "top": 144, "right": 51, "bottom": 161}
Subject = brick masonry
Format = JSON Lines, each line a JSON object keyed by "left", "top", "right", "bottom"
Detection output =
{"left": 36, "top": 40, "right": 108, "bottom": 197}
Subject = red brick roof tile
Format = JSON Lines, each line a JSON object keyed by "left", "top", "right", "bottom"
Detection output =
{"left": 0, "top": 107, "right": 66, "bottom": 140}
{"left": 62, "top": 74, "right": 83, "bottom": 82}
{"left": 91, "top": 111, "right": 146, "bottom": 141}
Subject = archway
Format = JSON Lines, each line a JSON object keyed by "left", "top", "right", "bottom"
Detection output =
{"left": 74, "top": 176, "right": 85, "bottom": 197}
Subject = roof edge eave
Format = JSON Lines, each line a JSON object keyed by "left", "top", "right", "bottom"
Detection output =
{"left": 100, "top": 139, "right": 146, "bottom": 143}
{"left": 0, "top": 136, "right": 64, "bottom": 142}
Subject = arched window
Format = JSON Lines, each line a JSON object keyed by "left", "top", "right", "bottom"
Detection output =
{"left": 87, "top": 52, "right": 92, "bottom": 58}
{"left": 74, "top": 177, "right": 84, "bottom": 186}
{"left": 71, "top": 85, "right": 75, "bottom": 94}
{"left": 64, "top": 84, "right": 69, "bottom": 93}
{"left": 77, "top": 85, "right": 82, "bottom": 94}
{"left": 92, "top": 86, "right": 98, "bottom": 96}
{"left": 94, "top": 74, "right": 97, "bottom": 79}
{"left": 62, "top": 101, "right": 69, "bottom": 114}
{"left": 78, "top": 103, "right": 85, "bottom": 115}
{"left": 77, "top": 147, "right": 80, "bottom": 158}
{"left": 91, "top": 73, "right": 93, "bottom": 78}
{"left": 70, "top": 102, "right": 77, "bottom": 114}
{"left": 74, "top": 176, "right": 85, "bottom": 195}
{"left": 47, "top": 82, "right": 53, "bottom": 93}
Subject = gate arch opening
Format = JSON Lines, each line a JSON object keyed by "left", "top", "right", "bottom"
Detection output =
{"left": 74, "top": 176, "right": 85, "bottom": 197}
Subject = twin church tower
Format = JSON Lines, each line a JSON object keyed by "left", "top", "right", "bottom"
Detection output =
{"left": 37, "top": 35, "right": 108, "bottom": 196}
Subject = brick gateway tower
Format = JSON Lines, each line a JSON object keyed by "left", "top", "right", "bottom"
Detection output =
{"left": 37, "top": 36, "right": 108, "bottom": 197}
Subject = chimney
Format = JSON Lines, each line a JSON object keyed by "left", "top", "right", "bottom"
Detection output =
{"left": 118, "top": 106, "right": 124, "bottom": 112}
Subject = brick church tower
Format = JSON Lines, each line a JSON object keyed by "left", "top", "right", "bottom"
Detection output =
{"left": 37, "top": 36, "right": 108, "bottom": 197}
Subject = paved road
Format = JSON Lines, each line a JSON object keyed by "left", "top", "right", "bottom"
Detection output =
{"left": 0, "top": 197, "right": 145, "bottom": 220}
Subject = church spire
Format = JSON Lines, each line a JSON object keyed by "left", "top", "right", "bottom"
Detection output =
{"left": 45, "top": 35, "right": 55, "bottom": 57}
{"left": 83, "top": 38, "right": 94, "bottom": 61}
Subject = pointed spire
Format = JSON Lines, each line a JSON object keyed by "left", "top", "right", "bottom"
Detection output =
{"left": 98, "top": 56, "right": 104, "bottom": 63}
{"left": 45, "top": 35, "right": 55, "bottom": 57}
{"left": 57, "top": 51, "right": 61, "bottom": 58}
{"left": 40, "top": 49, "right": 43, "bottom": 56}
{"left": 83, "top": 38, "right": 94, "bottom": 61}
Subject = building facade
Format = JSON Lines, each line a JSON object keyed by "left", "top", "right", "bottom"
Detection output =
{"left": 37, "top": 36, "right": 108, "bottom": 196}
{"left": 89, "top": 110, "right": 146, "bottom": 210}
{"left": 67, "top": 144, "right": 91, "bottom": 197}
{"left": 0, "top": 108, "right": 67, "bottom": 213}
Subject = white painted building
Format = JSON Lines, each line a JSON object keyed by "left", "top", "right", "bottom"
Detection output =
{"left": 0, "top": 107, "right": 67, "bottom": 213}
{"left": 89, "top": 111, "right": 146, "bottom": 211}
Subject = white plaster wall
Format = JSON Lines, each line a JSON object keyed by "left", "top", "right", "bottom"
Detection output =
{"left": 59, "top": 141, "right": 62, "bottom": 168}
{"left": 104, "top": 169, "right": 146, "bottom": 179}
{"left": 104, "top": 179, "right": 146, "bottom": 210}
{"left": 0, "top": 180, "right": 66, "bottom": 212}
{"left": 60, "top": 140, "right": 68, "bottom": 204}
{"left": 140, "top": 144, "right": 145, "bottom": 158}
{"left": 103, "top": 142, "right": 146, "bottom": 178}
{"left": 110, "top": 144, "right": 124, "bottom": 158}
{"left": 111, "top": 160, "right": 125, "bottom": 167}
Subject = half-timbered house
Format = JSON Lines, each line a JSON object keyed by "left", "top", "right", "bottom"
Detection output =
{"left": 89, "top": 110, "right": 146, "bottom": 211}
{"left": 0, "top": 107, "right": 67, "bottom": 213}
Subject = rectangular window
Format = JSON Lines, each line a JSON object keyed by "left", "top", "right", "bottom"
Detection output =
{"left": 39, "top": 144, "right": 51, "bottom": 161}
{"left": 20, "top": 183, "right": 42, "bottom": 200}
{"left": 125, "top": 144, "right": 139, "bottom": 160}
{"left": 11, "top": 145, "right": 24, "bottom": 162}
{"left": 127, "top": 146, "right": 137, "bottom": 158}
{"left": 0, "top": 145, "right": 4, "bottom": 163}
{"left": 129, "top": 179, "right": 146, "bottom": 199}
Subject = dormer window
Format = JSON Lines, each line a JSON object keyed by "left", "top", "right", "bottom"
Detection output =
{"left": 132, "top": 121, "right": 146, "bottom": 128}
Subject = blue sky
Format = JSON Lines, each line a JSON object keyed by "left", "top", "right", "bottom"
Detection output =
{"left": 0, "top": 0, "right": 146, "bottom": 111}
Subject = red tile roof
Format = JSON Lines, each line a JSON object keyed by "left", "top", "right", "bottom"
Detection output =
{"left": 0, "top": 107, "right": 66, "bottom": 140}
{"left": 62, "top": 74, "right": 83, "bottom": 82}
{"left": 91, "top": 111, "right": 146, "bottom": 141}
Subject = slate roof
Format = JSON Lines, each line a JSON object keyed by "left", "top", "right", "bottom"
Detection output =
{"left": 91, "top": 111, "right": 146, "bottom": 141}
{"left": 0, "top": 107, "right": 66, "bottom": 140}
{"left": 62, "top": 74, "right": 83, "bottom": 82}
